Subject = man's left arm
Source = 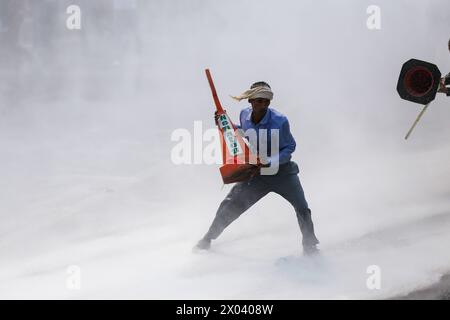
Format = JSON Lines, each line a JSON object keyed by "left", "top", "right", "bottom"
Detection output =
{"left": 267, "top": 119, "right": 296, "bottom": 168}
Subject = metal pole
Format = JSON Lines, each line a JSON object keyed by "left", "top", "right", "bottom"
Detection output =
{"left": 405, "top": 102, "right": 431, "bottom": 140}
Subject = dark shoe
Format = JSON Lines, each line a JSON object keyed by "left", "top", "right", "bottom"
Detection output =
{"left": 193, "top": 238, "right": 211, "bottom": 251}
{"left": 303, "top": 244, "right": 320, "bottom": 256}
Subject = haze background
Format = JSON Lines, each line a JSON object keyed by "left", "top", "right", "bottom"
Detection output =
{"left": 0, "top": 0, "right": 449, "bottom": 299}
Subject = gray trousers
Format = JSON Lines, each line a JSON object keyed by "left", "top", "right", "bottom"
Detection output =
{"left": 204, "top": 161, "right": 319, "bottom": 247}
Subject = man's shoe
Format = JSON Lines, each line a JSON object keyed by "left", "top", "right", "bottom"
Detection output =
{"left": 193, "top": 238, "right": 211, "bottom": 251}
{"left": 303, "top": 244, "right": 320, "bottom": 256}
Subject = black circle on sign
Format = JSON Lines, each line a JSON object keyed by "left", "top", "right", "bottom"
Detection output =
{"left": 404, "top": 67, "right": 434, "bottom": 97}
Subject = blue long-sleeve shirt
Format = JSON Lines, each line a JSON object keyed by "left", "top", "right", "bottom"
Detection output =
{"left": 237, "top": 107, "right": 296, "bottom": 168}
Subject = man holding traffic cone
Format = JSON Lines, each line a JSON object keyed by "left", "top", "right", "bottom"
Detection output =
{"left": 195, "top": 81, "right": 320, "bottom": 256}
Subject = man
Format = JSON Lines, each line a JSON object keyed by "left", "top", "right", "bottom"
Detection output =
{"left": 194, "top": 82, "right": 320, "bottom": 255}
{"left": 438, "top": 39, "right": 450, "bottom": 96}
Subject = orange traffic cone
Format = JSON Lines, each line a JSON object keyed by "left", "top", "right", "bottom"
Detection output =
{"left": 205, "top": 69, "right": 261, "bottom": 184}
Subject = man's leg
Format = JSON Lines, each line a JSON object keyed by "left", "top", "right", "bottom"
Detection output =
{"left": 272, "top": 174, "right": 319, "bottom": 250}
{"left": 197, "top": 178, "right": 270, "bottom": 249}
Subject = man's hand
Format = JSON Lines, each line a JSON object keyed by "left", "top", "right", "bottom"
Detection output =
{"left": 222, "top": 163, "right": 262, "bottom": 184}
{"left": 438, "top": 78, "right": 448, "bottom": 94}
{"left": 242, "top": 162, "right": 272, "bottom": 178}
{"left": 214, "top": 111, "right": 221, "bottom": 126}
{"left": 247, "top": 164, "right": 261, "bottom": 178}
